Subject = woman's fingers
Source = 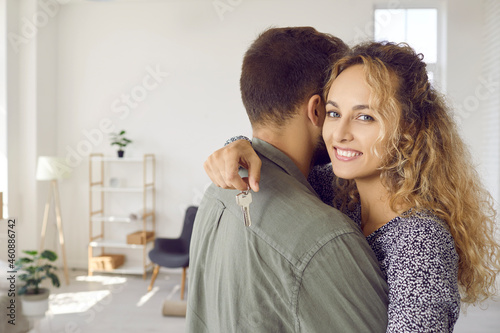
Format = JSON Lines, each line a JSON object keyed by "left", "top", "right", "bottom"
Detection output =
{"left": 204, "top": 139, "right": 263, "bottom": 192}
{"left": 245, "top": 154, "right": 261, "bottom": 192}
{"left": 203, "top": 157, "right": 230, "bottom": 189}
{"left": 223, "top": 149, "right": 248, "bottom": 191}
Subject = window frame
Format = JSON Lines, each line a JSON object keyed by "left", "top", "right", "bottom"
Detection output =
{"left": 373, "top": 0, "right": 446, "bottom": 92}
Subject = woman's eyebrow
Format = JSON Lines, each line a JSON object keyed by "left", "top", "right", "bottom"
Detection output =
{"left": 326, "top": 100, "right": 369, "bottom": 111}
{"left": 353, "top": 104, "right": 369, "bottom": 111}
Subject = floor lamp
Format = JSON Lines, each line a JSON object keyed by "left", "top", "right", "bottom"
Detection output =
{"left": 36, "top": 156, "right": 71, "bottom": 285}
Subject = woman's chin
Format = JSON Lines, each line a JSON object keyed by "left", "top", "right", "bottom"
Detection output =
{"left": 332, "top": 171, "right": 355, "bottom": 180}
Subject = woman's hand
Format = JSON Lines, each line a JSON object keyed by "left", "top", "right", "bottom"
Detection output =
{"left": 203, "top": 140, "right": 262, "bottom": 192}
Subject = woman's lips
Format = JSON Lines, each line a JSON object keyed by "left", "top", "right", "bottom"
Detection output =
{"left": 334, "top": 147, "right": 363, "bottom": 161}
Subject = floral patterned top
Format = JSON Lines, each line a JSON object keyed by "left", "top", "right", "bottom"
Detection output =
{"left": 309, "top": 164, "right": 461, "bottom": 332}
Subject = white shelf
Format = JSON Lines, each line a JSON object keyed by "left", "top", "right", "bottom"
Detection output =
{"left": 91, "top": 216, "right": 134, "bottom": 223}
{"left": 91, "top": 157, "right": 144, "bottom": 162}
{"left": 89, "top": 239, "right": 153, "bottom": 249}
{"left": 90, "top": 263, "right": 154, "bottom": 276}
{"left": 91, "top": 187, "right": 144, "bottom": 192}
{"left": 91, "top": 211, "right": 154, "bottom": 223}
{"left": 89, "top": 153, "right": 155, "bottom": 278}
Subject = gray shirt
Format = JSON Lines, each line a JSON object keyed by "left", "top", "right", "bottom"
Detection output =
{"left": 186, "top": 138, "right": 388, "bottom": 333}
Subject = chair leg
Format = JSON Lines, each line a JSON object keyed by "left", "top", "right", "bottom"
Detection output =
{"left": 148, "top": 264, "right": 160, "bottom": 292}
{"left": 180, "top": 267, "right": 187, "bottom": 300}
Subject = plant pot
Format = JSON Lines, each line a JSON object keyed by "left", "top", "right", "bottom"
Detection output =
{"left": 20, "top": 288, "right": 50, "bottom": 317}
{"left": 117, "top": 150, "right": 124, "bottom": 158}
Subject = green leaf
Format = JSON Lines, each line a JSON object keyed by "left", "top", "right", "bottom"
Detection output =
{"left": 16, "top": 257, "right": 34, "bottom": 265}
{"left": 41, "top": 250, "right": 58, "bottom": 261}
{"left": 18, "top": 285, "right": 27, "bottom": 295}
{"left": 18, "top": 273, "right": 29, "bottom": 281}
{"left": 47, "top": 272, "right": 61, "bottom": 288}
{"left": 23, "top": 250, "right": 38, "bottom": 256}
{"left": 42, "top": 264, "right": 57, "bottom": 271}
{"left": 24, "top": 279, "right": 37, "bottom": 288}
{"left": 119, "top": 130, "right": 125, "bottom": 135}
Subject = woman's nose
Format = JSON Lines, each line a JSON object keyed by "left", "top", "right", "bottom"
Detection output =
{"left": 333, "top": 119, "right": 354, "bottom": 143}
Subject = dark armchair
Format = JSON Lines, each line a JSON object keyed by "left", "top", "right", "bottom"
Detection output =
{"left": 148, "top": 206, "right": 198, "bottom": 300}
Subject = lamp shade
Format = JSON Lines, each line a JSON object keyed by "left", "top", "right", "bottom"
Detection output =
{"left": 36, "top": 156, "right": 72, "bottom": 181}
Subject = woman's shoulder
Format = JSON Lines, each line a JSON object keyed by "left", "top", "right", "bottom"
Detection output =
{"left": 395, "top": 210, "right": 449, "bottom": 234}
{"left": 390, "top": 210, "right": 456, "bottom": 254}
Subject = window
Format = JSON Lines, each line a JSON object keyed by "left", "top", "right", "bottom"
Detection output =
{"left": 374, "top": 7, "right": 440, "bottom": 86}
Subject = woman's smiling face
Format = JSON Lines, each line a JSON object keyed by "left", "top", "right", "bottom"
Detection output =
{"left": 322, "top": 64, "right": 384, "bottom": 181}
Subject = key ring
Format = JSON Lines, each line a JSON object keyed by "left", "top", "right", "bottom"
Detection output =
{"left": 243, "top": 184, "right": 250, "bottom": 195}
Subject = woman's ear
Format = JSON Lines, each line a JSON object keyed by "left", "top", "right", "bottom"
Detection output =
{"left": 306, "top": 94, "right": 325, "bottom": 127}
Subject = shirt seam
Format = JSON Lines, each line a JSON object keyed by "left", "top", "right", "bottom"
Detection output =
{"left": 186, "top": 303, "right": 209, "bottom": 331}
{"left": 291, "top": 231, "right": 360, "bottom": 333}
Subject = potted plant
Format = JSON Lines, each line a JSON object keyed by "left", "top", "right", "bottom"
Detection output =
{"left": 15, "top": 250, "right": 60, "bottom": 317}
{"left": 110, "top": 130, "right": 133, "bottom": 158}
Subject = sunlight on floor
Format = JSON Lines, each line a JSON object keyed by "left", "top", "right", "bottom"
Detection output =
{"left": 49, "top": 290, "right": 111, "bottom": 314}
{"left": 75, "top": 275, "right": 127, "bottom": 286}
{"left": 47, "top": 274, "right": 128, "bottom": 315}
{"left": 166, "top": 285, "right": 181, "bottom": 300}
{"left": 136, "top": 286, "right": 159, "bottom": 307}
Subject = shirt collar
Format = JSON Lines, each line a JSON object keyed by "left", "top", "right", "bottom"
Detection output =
{"left": 251, "top": 137, "right": 319, "bottom": 196}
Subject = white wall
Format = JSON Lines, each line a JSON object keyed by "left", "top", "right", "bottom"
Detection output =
{"left": 53, "top": 0, "right": 376, "bottom": 268}
{"left": 0, "top": 0, "right": 7, "bottom": 261}
{"left": 6, "top": 0, "right": 490, "bottom": 269}
{"left": 445, "top": 0, "right": 483, "bottom": 150}
{"left": 445, "top": 0, "right": 500, "bottom": 207}
{"left": 7, "top": 0, "right": 39, "bottom": 254}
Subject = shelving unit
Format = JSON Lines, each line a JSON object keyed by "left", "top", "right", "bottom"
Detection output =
{"left": 88, "top": 153, "right": 156, "bottom": 279}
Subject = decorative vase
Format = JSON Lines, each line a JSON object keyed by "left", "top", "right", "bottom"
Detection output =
{"left": 117, "top": 150, "right": 124, "bottom": 158}
{"left": 20, "top": 288, "right": 50, "bottom": 317}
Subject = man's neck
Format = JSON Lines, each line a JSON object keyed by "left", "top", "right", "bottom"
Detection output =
{"left": 253, "top": 124, "right": 314, "bottom": 178}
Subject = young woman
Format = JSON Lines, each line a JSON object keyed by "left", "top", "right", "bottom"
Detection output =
{"left": 205, "top": 42, "right": 500, "bottom": 332}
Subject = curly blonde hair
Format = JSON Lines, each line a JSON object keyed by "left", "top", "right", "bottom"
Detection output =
{"left": 324, "top": 41, "right": 500, "bottom": 305}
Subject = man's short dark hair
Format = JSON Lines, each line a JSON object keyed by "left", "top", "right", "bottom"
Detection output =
{"left": 240, "top": 27, "right": 348, "bottom": 127}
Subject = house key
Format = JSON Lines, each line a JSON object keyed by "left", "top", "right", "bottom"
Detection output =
{"left": 236, "top": 187, "right": 252, "bottom": 227}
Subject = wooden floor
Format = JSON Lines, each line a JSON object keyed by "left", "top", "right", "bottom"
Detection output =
{"left": 13, "top": 269, "right": 500, "bottom": 333}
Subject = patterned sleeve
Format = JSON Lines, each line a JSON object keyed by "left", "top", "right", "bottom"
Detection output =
{"left": 224, "top": 135, "right": 251, "bottom": 146}
{"left": 385, "top": 218, "right": 460, "bottom": 332}
{"left": 307, "top": 164, "right": 335, "bottom": 207}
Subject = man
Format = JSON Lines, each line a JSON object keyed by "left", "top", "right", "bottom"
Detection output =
{"left": 186, "top": 27, "right": 388, "bottom": 332}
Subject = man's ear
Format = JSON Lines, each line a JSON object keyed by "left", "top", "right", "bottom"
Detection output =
{"left": 306, "top": 94, "right": 324, "bottom": 127}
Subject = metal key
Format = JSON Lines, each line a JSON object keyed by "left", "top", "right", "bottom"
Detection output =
{"left": 236, "top": 189, "right": 253, "bottom": 227}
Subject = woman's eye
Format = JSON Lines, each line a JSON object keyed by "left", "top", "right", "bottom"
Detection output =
{"left": 357, "top": 114, "right": 374, "bottom": 121}
{"left": 326, "top": 111, "right": 340, "bottom": 118}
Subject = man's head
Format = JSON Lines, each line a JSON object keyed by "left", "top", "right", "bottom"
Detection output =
{"left": 240, "top": 27, "right": 348, "bottom": 129}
